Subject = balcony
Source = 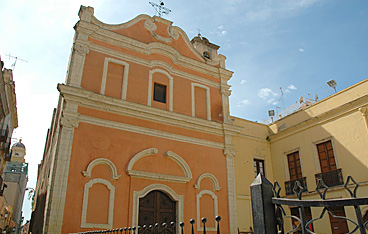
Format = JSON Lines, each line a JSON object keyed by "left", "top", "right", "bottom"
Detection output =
{"left": 315, "top": 168, "right": 343, "bottom": 187}
{"left": 285, "top": 177, "right": 308, "bottom": 195}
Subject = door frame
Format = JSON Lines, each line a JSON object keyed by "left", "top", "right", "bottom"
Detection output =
{"left": 132, "top": 184, "right": 183, "bottom": 233}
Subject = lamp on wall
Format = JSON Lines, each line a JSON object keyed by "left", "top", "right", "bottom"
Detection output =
{"left": 268, "top": 110, "right": 275, "bottom": 123}
{"left": 327, "top": 79, "right": 337, "bottom": 93}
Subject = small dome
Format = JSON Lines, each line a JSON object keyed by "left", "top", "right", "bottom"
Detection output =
{"left": 12, "top": 140, "right": 25, "bottom": 149}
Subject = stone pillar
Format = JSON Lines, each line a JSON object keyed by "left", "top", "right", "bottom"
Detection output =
{"left": 221, "top": 87, "right": 232, "bottom": 124}
{"left": 43, "top": 102, "right": 79, "bottom": 234}
{"left": 359, "top": 106, "right": 368, "bottom": 131}
{"left": 65, "top": 6, "right": 94, "bottom": 87}
{"left": 250, "top": 174, "right": 277, "bottom": 234}
{"left": 224, "top": 148, "right": 238, "bottom": 234}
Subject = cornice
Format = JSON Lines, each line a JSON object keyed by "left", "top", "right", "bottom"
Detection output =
{"left": 75, "top": 20, "right": 228, "bottom": 80}
{"left": 58, "top": 84, "right": 224, "bottom": 137}
{"left": 90, "top": 13, "right": 206, "bottom": 63}
{"left": 78, "top": 114, "right": 224, "bottom": 149}
{"left": 270, "top": 95, "right": 368, "bottom": 142}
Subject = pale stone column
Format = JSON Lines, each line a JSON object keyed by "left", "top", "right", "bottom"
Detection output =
{"left": 224, "top": 148, "right": 238, "bottom": 234}
{"left": 65, "top": 6, "right": 94, "bottom": 87}
{"left": 221, "top": 87, "right": 232, "bottom": 124}
{"left": 43, "top": 102, "right": 79, "bottom": 234}
{"left": 359, "top": 106, "right": 368, "bottom": 131}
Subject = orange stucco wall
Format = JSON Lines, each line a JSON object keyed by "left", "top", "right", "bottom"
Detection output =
{"left": 60, "top": 14, "right": 229, "bottom": 234}
{"left": 80, "top": 48, "right": 223, "bottom": 123}
{"left": 61, "top": 122, "right": 229, "bottom": 233}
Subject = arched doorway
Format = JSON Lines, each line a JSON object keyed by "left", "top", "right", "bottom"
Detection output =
{"left": 139, "top": 190, "right": 176, "bottom": 230}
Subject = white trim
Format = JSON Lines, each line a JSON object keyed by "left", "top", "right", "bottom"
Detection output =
{"left": 191, "top": 83, "right": 211, "bottom": 120}
{"left": 194, "top": 173, "right": 221, "bottom": 191}
{"left": 196, "top": 190, "right": 218, "bottom": 231}
{"left": 126, "top": 148, "right": 158, "bottom": 171}
{"left": 81, "top": 178, "right": 115, "bottom": 229}
{"left": 165, "top": 151, "right": 192, "bottom": 179}
{"left": 132, "top": 184, "right": 183, "bottom": 233}
{"left": 312, "top": 137, "right": 337, "bottom": 174}
{"left": 127, "top": 149, "right": 192, "bottom": 183}
{"left": 82, "top": 158, "right": 121, "bottom": 180}
{"left": 100, "top": 57, "right": 130, "bottom": 100}
{"left": 79, "top": 114, "right": 224, "bottom": 149}
{"left": 148, "top": 69, "right": 173, "bottom": 111}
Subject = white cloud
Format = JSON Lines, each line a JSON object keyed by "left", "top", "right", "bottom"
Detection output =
{"left": 288, "top": 84, "right": 297, "bottom": 90}
{"left": 237, "top": 99, "right": 251, "bottom": 106}
{"left": 218, "top": 25, "right": 224, "bottom": 30}
{"left": 221, "top": 30, "right": 228, "bottom": 36}
{"left": 258, "top": 88, "right": 278, "bottom": 99}
{"left": 299, "top": 48, "right": 305, "bottom": 52}
{"left": 240, "top": 79, "right": 247, "bottom": 85}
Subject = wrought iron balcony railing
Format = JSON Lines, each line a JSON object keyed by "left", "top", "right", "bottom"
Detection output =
{"left": 285, "top": 177, "right": 308, "bottom": 195}
{"left": 315, "top": 168, "right": 343, "bottom": 187}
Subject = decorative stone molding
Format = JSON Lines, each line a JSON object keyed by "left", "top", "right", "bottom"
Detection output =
{"left": 100, "top": 57, "right": 130, "bottom": 100}
{"left": 165, "top": 151, "right": 192, "bottom": 180}
{"left": 82, "top": 158, "right": 121, "bottom": 180}
{"left": 81, "top": 178, "right": 115, "bottom": 229}
{"left": 126, "top": 148, "right": 158, "bottom": 171}
{"left": 359, "top": 106, "right": 368, "bottom": 131}
{"left": 60, "top": 116, "right": 79, "bottom": 129}
{"left": 147, "top": 69, "right": 173, "bottom": 111}
{"left": 74, "top": 43, "right": 90, "bottom": 55}
{"left": 196, "top": 190, "right": 218, "bottom": 231}
{"left": 194, "top": 173, "right": 221, "bottom": 191}
{"left": 88, "top": 13, "right": 212, "bottom": 66}
{"left": 78, "top": 6, "right": 94, "bottom": 22}
{"left": 143, "top": 18, "right": 180, "bottom": 43}
{"left": 224, "top": 148, "right": 236, "bottom": 158}
{"left": 132, "top": 184, "right": 183, "bottom": 233}
{"left": 127, "top": 149, "right": 192, "bottom": 183}
{"left": 191, "top": 83, "right": 211, "bottom": 120}
{"left": 58, "top": 84, "right": 225, "bottom": 137}
{"left": 220, "top": 87, "right": 232, "bottom": 97}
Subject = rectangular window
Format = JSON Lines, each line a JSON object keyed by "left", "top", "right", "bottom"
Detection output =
{"left": 317, "top": 140, "right": 336, "bottom": 173}
{"left": 287, "top": 151, "right": 302, "bottom": 180}
{"left": 153, "top": 83, "right": 166, "bottom": 103}
{"left": 254, "top": 159, "right": 265, "bottom": 177}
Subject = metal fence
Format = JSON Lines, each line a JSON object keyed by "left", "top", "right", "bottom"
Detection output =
{"left": 74, "top": 216, "right": 221, "bottom": 234}
{"left": 251, "top": 174, "right": 368, "bottom": 234}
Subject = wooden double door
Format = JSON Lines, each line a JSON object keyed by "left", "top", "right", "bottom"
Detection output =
{"left": 139, "top": 190, "right": 176, "bottom": 232}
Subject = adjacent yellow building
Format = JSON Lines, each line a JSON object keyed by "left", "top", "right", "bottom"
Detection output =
{"left": 234, "top": 78, "right": 368, "bottom": 233}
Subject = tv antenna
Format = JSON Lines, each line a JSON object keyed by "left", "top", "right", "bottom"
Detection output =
{"left": 149, "top": 0, "right": 171, "bottom": 17}
{"left": 279, "top": 87, "right": 285, "bottom": 109}
{"left": 6, "top": 53, "right": 28, "bottom": 71}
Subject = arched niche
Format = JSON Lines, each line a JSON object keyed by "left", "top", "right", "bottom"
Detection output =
{"left": 81, "top": 178, "right": 115, "bottom": 229}
{"left": 194, "top": 173, "right": 221, "bottom": 191}
{"left": 127, "top": 148, "right": 192, "bottom": 183}
{"left": 196, "top": 190, "right": 218, "bottom": 231}
{"left": 82, "top": 158, "right": 121, "bottom": 180}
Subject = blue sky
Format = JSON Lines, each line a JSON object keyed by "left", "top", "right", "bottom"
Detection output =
{"left": 1, "top": 0, "right": 367, "bottom": 222}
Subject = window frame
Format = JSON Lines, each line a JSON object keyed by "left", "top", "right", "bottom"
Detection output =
{"left": 153, "top": 82, "right": 167, "bottom": 103}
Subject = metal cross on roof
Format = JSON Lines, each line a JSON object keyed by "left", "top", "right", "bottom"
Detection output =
{"left": 149, "top": 0, "right": 171, "bottom": 17}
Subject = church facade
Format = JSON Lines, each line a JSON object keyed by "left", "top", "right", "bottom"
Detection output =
{"left": 31, "top": 6, "right": 239, "bottom": 234}
{"left": 31, "top": 5, "right": 368, "bottom": 234}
